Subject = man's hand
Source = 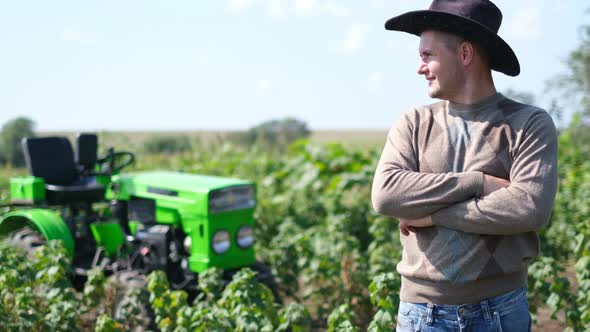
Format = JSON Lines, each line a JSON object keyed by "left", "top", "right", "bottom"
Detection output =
{"left": 397, "top": 174, "right": 509, "bottom": 236}
{"left": 399, "top": 216, "right": 434, "bottom": 236}
{"left": 482, "top": 174, "right": 511, "bottom": 196}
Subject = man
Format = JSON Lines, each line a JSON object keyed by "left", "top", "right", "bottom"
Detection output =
{"left": 371, "top": 0, "right": 558, "bottom": 331}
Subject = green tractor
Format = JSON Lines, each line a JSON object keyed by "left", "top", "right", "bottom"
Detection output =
{"left": 0, "top": 133, "right": 278, "bottom": 302}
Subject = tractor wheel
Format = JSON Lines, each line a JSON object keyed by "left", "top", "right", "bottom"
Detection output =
{"left": 108, "top": 270, "right": 154, "bottom": 331}
{"left": 252, "top": 261, "right": 282, "bottom": 304}
{"left": 6, "top": 226, "right": 46, "bottom": 257}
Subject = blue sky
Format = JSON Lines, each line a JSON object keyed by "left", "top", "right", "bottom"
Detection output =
{"left": 0, "top": 0, "right": 586, "bottom": 131}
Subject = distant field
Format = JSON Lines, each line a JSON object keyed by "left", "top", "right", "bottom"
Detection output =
{"left": 311, "top": 129, "right": 387, "bottom": 148}
{"left": 40, "top": 130, "right": 229, "bottom": 152}
{"left": 39, "top": 129, "right": 388, "bottom": 150}
{"left": 1, "top": 129, "right": 386, "bottom": 201}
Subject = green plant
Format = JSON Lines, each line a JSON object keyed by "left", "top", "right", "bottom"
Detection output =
{"left": 0, "top": 241, "right": 97, "bottom": 331}
{"left": 1, "top": 129, "right": 589, "bottom": 330}
{"left": 142, "top": 134, "right": 193, "bottom": 154}
{"left": 327, "top": 304, "right": 359, "bottom": 332}
{"left": 233, "top": 117, "right": 311, "bottom": 148}
{"left": 0, "top": 117, "right": 35, "bottom": 167}
{"left": 277, "top": 303, "right": 312, "bottom": 332}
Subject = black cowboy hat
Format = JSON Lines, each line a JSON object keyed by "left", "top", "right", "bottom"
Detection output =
{"left": 385, "top": 0, "right": 520, "bottom": 76}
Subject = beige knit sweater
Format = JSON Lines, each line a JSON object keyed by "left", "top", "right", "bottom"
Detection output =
{"left": 371, "top": 93, "right": 558, "bottom": 304}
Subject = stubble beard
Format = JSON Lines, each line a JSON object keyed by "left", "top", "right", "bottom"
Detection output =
{"left": 429, "top": 73, "right": 464, "bottom": 101}
{"left": 428, "top": 80, "right": 443, "bottom": 99}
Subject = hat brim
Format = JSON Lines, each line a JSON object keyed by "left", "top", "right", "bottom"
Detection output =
{"left": 385, "top": 10, "right": 520, "bottom": 76}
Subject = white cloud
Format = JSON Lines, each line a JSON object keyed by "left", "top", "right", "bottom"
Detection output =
{"left": 229, "top": 0, "right": 351, "bottom": 18}
{"left": 385, "top": 40, "right": 395, "bottom": 50}
{"left": 505, "top": 3, "right": 542, "bottom": 41}
{"left": 256, "top": 79, "right": 273, "bottom": 97}
{"left": 386, "top": 35, "right": 418, "bottom": 53}
{"left": 295, "top": 0, "right": 316, "bottom": 15}
{"left": 323, "top": 2, "right": 351, "bottom": 17}
{"left": 230, "top": 0, "right": 255, "bottom": 11}
{"left": 62, "top": 30, "right": 83, "bottom": 42}
{"left": 338, "top": 23, "right": 370, "bottom": 53}
{"left": 545, "top": 1, "right": 567, "bottom": 13}
{"left": 269, "top": 0, "right": 288, "bottom": 17}
{"left": 369, "top": 0, "right": 386, "bottom": 9}
{"left": 368, "top": 71, "right": 384, "bottom": 92}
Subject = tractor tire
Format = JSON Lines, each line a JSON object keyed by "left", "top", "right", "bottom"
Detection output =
{"left": 108, "top": 270, "right": 154, "bottom": 332}
{"left": 6, "top": 226, "right": 46, "bottom": 257}
{"left": 252, "top": 261, "right": 282, "bottom": 304}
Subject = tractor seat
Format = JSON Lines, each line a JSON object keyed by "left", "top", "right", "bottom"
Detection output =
{"left": 44, "top": 180, "right": 105, "bottom": 205}
{"left": 22, "top": 136, "right": 105, "bottom": 205}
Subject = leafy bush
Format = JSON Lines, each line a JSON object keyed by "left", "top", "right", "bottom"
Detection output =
{"left": 277, "top": 303, "right": 312, "bottom": 332}
{"left": 2, "top": 128, "right": 590, "bottom": 330}
{"left": 0, "top": 241, "right": 94, "bottom": 330}
{"left": 232, "top": 117, "right": 310, "bottom": 148}
{"left": 327, "top": 304, "right": 358, "bottom": 332}
{"left": 145, "top": 267, "right": 310, "bottom": 331}
{"left": 142, "top": 135, "right": 193, "bottom": 154}
{"left": 0, "top": 117, "right": 35, "bottom": 167}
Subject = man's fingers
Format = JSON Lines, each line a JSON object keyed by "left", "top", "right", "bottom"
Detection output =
{"left": 400, "top": 224, "right": 418, "bottom": 236}
{"left": 400, "top": 224, "right": 409, "bottom": 236}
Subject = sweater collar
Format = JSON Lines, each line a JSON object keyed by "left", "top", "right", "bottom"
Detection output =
{"left": 447, "top": 93, "right": 505, "bottom": 114}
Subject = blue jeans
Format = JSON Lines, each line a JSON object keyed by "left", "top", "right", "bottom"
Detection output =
{"left": 396, "top": 288, "right": 531, "bottom": 332}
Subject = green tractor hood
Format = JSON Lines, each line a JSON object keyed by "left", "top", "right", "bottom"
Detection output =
{"left": 108, "top": 171, "right": 255, "bottom": 219}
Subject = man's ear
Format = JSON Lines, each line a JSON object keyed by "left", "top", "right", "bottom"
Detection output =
{"left": 459, "top": 41, "right": 475, "bottom": 66}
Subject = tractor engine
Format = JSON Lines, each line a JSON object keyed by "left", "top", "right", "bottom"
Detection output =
{"left": 107, "top": 171, "right": 257, "bottom": 280}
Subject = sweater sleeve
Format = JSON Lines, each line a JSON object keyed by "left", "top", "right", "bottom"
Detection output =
{"left": 371, "top": 111, "right": 484, "bottom": 219}
{"left": 431, "top": 111, "right": 558, "bottom": 235}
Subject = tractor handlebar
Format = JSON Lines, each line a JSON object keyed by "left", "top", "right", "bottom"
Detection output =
{"left": 96, "top": 148, "right": 136, "bottom": 175}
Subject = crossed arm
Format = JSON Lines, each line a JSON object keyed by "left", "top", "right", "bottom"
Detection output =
{"left": 397, "top": 175, "right": 510, "bottom": 235}
{"left": 371, "top": 112, "right": 558, "bottom": 236}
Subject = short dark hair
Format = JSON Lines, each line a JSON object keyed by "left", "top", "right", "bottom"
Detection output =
{"left": 441, "top": 33, "right": 491, "bottom": 67}
{"left": 440, "top": 33, "right": 464, "bottom": 51}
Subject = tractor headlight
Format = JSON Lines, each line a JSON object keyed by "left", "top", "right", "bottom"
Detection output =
{"left": 212, "top": 230, "right": 230, "bottom": 254}
{"left": 183, "top": 236, "right": 192, "bottom": 254}
{"left": 209, "top": 185, "right": 255, "bottom": 213}
{"left": 237, "top": 226, "right": 254, "bottom": 248}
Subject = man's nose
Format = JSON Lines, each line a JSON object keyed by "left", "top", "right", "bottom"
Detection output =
{"left": 417, "top": 61, "right": 427, "bottom": 75}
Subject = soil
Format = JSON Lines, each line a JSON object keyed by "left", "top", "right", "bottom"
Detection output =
{"left": 534, "top": 306, "right": 566, "bottom": 331}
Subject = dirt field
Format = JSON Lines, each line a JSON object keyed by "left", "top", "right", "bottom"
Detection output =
{"left": 535, "top": 307, "right": 566, "bottom": 331}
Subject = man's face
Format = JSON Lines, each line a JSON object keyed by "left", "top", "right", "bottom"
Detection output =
{"left": 417, "top": 30, "right": 465, "bottom": 100}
